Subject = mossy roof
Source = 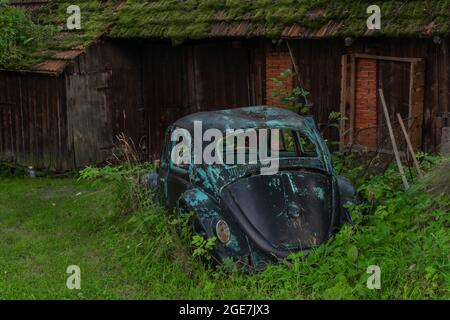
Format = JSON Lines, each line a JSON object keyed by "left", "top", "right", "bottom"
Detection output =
{"left": 110, "top": 0, "right": 450, "bottom": 40}
{"left": 2, "top": 0, "right": 118, "bottom": 72}
{"left": 3, "top": 0, "right": 450, "bottom": 72}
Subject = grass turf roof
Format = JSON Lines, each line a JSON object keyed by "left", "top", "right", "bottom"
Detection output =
{"left": 1, "top": 0, "right": 117, "bottom": 70}
{"left": 2, "top": 0, "right": 450, "bottom": 71}
{"left": 110, "top": 0, "right": 450, "bottom": 40}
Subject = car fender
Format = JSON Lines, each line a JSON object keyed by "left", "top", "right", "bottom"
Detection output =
{"left": 177, "top": 188, "right": 251, "bottom": 262}
{"left": 336, "top": 175, "right": 359, "bottom": 223}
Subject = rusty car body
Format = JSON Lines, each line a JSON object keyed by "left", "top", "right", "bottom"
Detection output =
{"left": 149, "top": 106, "right": 358, "bottom": 270}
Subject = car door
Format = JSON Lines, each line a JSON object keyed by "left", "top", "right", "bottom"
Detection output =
{"left": 162, "top": 126, "right": 192, "bottom": 210}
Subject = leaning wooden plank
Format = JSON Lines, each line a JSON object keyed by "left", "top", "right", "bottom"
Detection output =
{"left": 286, "top": 40, "right": 310, "bottom": 106}
{"left": 339, "top": 54, "right": 349, "bottom": 153}
{"left": 379, "top": 89, "right": 410, "bottom": 190}
{"left": 397, "top": 113, "right": 424, "bottom": 178}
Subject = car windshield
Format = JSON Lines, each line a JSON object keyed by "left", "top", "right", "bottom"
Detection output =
{"left": 217, "top": 128, "right": 318, "bottom": 165}
{"left": 168, "top": 126, "right": 320, "bottom": 169}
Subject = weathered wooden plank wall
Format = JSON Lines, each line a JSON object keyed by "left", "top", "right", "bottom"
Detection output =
{"left": 142, "top": 41, "right": 264, "bottom": 158}
{"left": 64, "top": 41, "right": 143, "bottom": 166}
{"left": 0, "top": 38, "right": 448, "bottom": 170}
{"left": 289, "top": 39, "right": 346, "bottom": 144}
{"left": 0, "top": 72, "right": 72, "bottom": 171}
{"left": 288, "top": 38, "right": 449, "bottom": 153}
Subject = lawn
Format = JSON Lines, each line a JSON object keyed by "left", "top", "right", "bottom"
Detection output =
{"left": 0, "top": 158, "right": 449, "bottom": 299}
{"left": 0, "top": 178, "right": 147, "bottom": 299}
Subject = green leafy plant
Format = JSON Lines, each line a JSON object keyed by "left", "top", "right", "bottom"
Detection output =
{"left": 271, "top": 69, "right": 310, "bottom": 114}
{"left": 192, "top": 235, "right": 217, "bottom": 261}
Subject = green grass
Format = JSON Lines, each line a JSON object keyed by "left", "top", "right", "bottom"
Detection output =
{"left": 0, "top": 178, "right": 140, "bottom": 299}
{"left": 0, "top": 159, "right": 449, "bottom": 299}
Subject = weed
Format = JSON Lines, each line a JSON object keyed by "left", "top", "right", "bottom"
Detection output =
{"left": 1, "top": 155, "right": 448, "bottom": 299}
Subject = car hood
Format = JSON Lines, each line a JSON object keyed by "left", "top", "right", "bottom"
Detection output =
{"left": 220, "top": 170, "right": 335, "bottom": 254}
{"left": 188, "top": 158, "right": 329, "bottom": 197}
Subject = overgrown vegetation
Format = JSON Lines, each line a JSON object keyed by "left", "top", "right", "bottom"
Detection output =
{"left": 111, "top": 0, "right": 450, "bottom": 41}
{"left": 2, "top": 0, "right": 450, "bottom": 69}
{"left": 1, "top": 153, "right": 449, "bottom": 298}
{"left": 0, "top": 0, "right": 116, "bottom": 69}
{"left": 0, "top": 0, "right": 52, "bottom": 68}
{"left": 271, "top": 69, "right": 310, "bottom": 114}
{"left": 2, "top": 124, "right": 449, "bottom": 300}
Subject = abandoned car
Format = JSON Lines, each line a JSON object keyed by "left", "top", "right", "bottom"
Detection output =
{"left": 149, "top": 106, "right": 358, "bottom": 269}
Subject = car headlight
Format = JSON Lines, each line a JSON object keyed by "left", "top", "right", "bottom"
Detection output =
{"left": 215, "top": 220, "right": 231, "bottom": 244}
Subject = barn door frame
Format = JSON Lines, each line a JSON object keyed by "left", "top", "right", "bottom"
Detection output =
{"left": 340, "top": 53, "right": 425, "bottom": 153}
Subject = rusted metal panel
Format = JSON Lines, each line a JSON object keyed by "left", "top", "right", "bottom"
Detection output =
{"left": 10, "top": 0, "right": 49, "bottom": 11}
{"left": 34, "top": 60, "right": 69, "bottom": 73}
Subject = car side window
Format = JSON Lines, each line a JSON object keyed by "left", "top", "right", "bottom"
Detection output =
{"left": 279, "top": 130, "right": 298, "bottom": 157}
{"left": 161, "top": 128, "right": 171, "bottom": 164}
{"left": 297, "top": 132, "right": 318, "bottom": 157}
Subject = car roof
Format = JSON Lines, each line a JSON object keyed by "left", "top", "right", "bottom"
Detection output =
{"left": 173, "top": 106, "right": 315, "bottom": 133}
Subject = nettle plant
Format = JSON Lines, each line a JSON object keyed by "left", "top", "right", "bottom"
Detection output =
{"left": 272, "top": 70, "right": 347, "bottom": 147}
{"left": 271, "top": 69, "right": 310, "bottom": 114}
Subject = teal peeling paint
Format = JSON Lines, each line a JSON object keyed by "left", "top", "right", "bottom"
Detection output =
{"left": 265, "top": 120, "right": 285, "bottom": 128}
{"left": 313, "top": 187, "right": 325, "bottom": 200}
{"left": 186, "top": 189, "right": 209, "bottom": 207}
{"left": 226, "top": 233, "right": 240, "bottom": 251}
{"left": 268, "top": 177, "right": 281, "bottom": 190}
{"left": 287, "top": 174, "right": 299, "bottom": 193}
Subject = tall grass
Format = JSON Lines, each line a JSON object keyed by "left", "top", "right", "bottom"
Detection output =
{"left": 79, "top": 147, "right": 450, "bottom": 299}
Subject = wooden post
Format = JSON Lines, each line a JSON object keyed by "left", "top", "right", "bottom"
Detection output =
{"left": 397, "top": 113, "right": 424, "bottom": 178}
{"left": 339, "top": 54, "right": 349, "bottom": 153}
{"left": 286, "top": 40, "right": 309, "bottom": 106}
{"left": 349, "top": 55, "right": 356, "bottom": 146}
{"left": 379, "top": 89, "right": 410, "bottom": 190}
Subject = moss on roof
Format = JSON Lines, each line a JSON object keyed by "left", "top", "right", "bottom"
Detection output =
{"left": 1, "top": 0, "right": 116, "bottom": 70}
{"left": 110, "top": 0, "right": 450, "bottom": 41}
{"left": 2, "top": 0, "right": 450, "bottom": 71}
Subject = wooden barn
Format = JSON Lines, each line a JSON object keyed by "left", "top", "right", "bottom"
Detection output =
{"left": 0, "top": 0, "right": 449, "bottom": 171}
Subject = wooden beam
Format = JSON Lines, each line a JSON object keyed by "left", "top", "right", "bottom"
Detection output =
{"left": 353, "top": 53, "right": 422, "bottom": 63}
{"left": 339, "top": 54, "right": 348, "bottom": 153}
{"left": 379, "top": 89, "right": 410, "bottom": 190}
{"left": 349, "top": 55, "right": 356, "bottom": 146}
{"left": 397, "top": 113, "right": 424, "bottom": 178}
{"left": 286, "top": 40, "right": 309, "bottom": 106}
{"left": 408, "top": 60, "right": 425, "bottom": 149}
